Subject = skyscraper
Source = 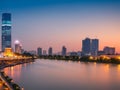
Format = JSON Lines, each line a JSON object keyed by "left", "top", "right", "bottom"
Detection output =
{"left": 48, "top": 47, "right": 53, "bottom": 56}
{"left": 15, "top": 40, "right": 22, "bottom": 54}
{"left": 37, "top": 47, "right": 42, "bottom": 56}
{"left": 62, "top": 46, "right": 67, "bottom": 56}
{"left": 82, "top": 38, "right": 91, "bottom": 56}
{"left": 2, "top": 13, "right": 12, "bottom": 51}
{"left": 91, "top": 39, "right": 99, "bottom": 56}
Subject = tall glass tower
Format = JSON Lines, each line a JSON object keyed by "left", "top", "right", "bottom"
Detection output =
{"left": 1, "top": 13, "right": 11, "bottom": 51}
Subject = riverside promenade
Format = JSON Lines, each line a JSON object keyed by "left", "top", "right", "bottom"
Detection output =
{"left": 0, "top": 57, "right": 35, "bottom": 90}
{"left": 0, "top": 71, "right": 13, "bottom": 90}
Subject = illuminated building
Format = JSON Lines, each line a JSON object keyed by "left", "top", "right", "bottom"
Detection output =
{"left": 3, "top": 48, "right": 14, "bottom": 57}
{"left": 2, "top": 13, "right": 12, "bottom": 51}
{"left": 48, "top": 47, "right": 52, "bottom": 56}
{"left": 62, "top": 46, "right": 67, "bottom": 56}
{"left": 15, "top": 40, "right": 22, "bottom": 54}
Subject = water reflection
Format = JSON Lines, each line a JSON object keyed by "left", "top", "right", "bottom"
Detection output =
{"left": 3, "top": 59, "right": 120, "bottom": 90}
{"left": 117, "top": 65, "right": 120, "bottom": 71}
{"left": 0, "top": 82, "right": 3, "bottom": 90}
{"left": 104, "top": 64, "right": 110, "bottom": 73}
{"left": 4, "top": 64, "right": 22, "bottom": 82}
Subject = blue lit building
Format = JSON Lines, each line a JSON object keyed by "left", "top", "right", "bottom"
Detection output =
{"left": 1, "top": 13, "right": 12, "bottom": 51}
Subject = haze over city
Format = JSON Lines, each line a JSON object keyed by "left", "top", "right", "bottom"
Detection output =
{"left": 0, "top": 0, "right": 120, "bottom": 53}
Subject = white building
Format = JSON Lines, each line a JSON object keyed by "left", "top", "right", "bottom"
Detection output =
{"left": 15, "top": 40, "right": 22, "bottom": 54}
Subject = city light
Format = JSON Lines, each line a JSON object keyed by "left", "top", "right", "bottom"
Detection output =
{"left": 15, "top": 40, "right": 20, "bottom": 44}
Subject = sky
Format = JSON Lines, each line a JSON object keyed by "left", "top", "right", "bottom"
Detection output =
{"left": 0, "top": 0, "right": 120, "bottom": 53}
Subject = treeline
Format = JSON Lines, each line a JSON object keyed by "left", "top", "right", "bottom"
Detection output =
{"left": 38, "top": 55, "right": 120, "bottom": 64}
{"left": 39, "top": 55, "right": 80, "bottom": 61}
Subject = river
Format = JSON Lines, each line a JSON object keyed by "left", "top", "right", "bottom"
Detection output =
{"left": 3, "top": 59, "right": 120, "bottom": 90}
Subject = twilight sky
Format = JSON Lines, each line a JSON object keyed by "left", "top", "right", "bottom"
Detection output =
{"left": 0, "top": 0, "right": 120, "bottom": 53}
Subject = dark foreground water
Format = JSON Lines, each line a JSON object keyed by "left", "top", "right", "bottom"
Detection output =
{"left": 3, "top": 59, "right": 120, "bottom": 90}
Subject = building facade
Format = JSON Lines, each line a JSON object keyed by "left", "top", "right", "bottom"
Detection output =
{"left": 82, "top": 38, "right": 91, "bottom": 56}
{"left": 48, "top": 47, "right": 52, "bottom": 56}
{"left": 82, "top": 38, "right": 99, "bottom": 56}
{"left": 62, "top": 46, "right": 67, "bottom": 56}
{"left": 37, "top": 47, "right": 42, "bottom": 56}
{"left": 91, "top": 39, "right": 99, "bottom": 56}
{"left": 2, "top": 13, "right": 12, "bottom": 51}
{"left": 15, "top": 40, "right": 22, "bottom": 54}
{"left": 103, "top": 46, "right": 115, "bottom": 55}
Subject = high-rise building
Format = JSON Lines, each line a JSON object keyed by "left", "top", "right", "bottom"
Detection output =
{"left": 82, "top": 38, "right": 91, "bottom": 56}
{"left": 91, "top": 39, "right": 99, "bottom": 56}
{"left": 15, "top": 40, "right": 22, "bottom": 54}
{"left": 82, "top": 38, "right": 99, "bottom": 56}
{"left": 37, "top": 47, "right": 42, "bottom": 56}
{"left": 2, "top": 13, "right": 12, "bottom": 51}
{"left": 62, "top": 46, "right": 67, "bottom": 56}
{"left": 48, "top": 47, "right": 52, "bottom": 56}
{"left": 103, "top": 46, "right": 115, "bottom": 55}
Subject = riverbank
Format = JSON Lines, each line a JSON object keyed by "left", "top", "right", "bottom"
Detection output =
{"left": 39, "top": 55, "right": 120, "bottom": 64}
{"left": 0, "top": 71, "right": 20, "bottom": 90}
{"left": 0, "top": 58, "right": 35, "bottom": 90}
{"left": 0, "top": 58, "right": 35, "bottom": 69}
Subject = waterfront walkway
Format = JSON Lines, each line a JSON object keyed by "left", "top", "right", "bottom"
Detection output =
{"left": 0, "top": 71, "right": 13, "bottom": 90}
{"left": 0, "top": 58, "right": 34, "bottom": 90}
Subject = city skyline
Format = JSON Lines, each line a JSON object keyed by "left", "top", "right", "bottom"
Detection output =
{"left": 0, "top": 0, "right": 120, "bottom": 53}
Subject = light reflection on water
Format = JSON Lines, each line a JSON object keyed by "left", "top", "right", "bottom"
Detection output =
{"left": 3, "top": 59, "right": 120, "bottom": 90}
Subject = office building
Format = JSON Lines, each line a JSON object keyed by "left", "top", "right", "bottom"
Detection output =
{"left": 91, "top": 39, "right": 99, "bottom": 56}
{"left": 15, "top": 40, "right": 22, "bottom": 54}
{"left": 62, "top": 46, "right": 67, "bottom": 56}
{"left": 37, "top": 47, "right": 42, "bottom": 56}
{"left": 48, "top": 47, "right": 52, "bottom": 56}
{"left": 82, "top": 38, "right": 91, "bottom": 56}
{"left": 103, "top": 46, "right": 115, "bottom": 55}
{"left": 82, "top": 38, "right": 99, "bottom": 56}
{"left": 2, "top": 13, "right": 12, "bottom": 51}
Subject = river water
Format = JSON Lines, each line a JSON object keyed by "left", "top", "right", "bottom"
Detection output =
{"left": 3, "top": 59, "right": 120, "bottom": 90}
